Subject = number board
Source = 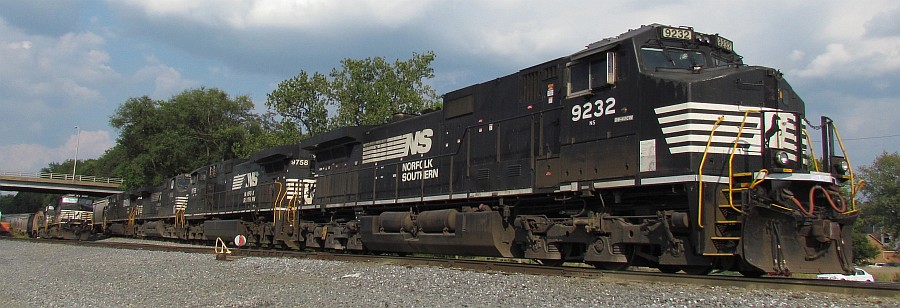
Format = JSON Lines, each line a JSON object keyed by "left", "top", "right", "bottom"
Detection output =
{"left": 716, "top": 36, "right": 733, "bottom": 52}
{"left": 660, "top": 27, "right": 693, "bottom": 40}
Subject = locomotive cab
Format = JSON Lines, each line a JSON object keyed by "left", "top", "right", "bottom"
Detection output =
{"left": 37, "top": 195, "right": 95, "bottom": 240}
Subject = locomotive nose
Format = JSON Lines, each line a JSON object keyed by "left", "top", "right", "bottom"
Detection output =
{"left": 689, "top": 67, "right": 804, "bottom": 114}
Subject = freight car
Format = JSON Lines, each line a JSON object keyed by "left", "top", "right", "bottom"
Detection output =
{"left": 2, "top": 213, "right": 36, "bottom": 237}
{"left": 86, "top": 24, "right": 857, "bottom": 277}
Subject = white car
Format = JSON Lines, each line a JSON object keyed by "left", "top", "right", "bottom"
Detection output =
{"left": 816, "top": 268, "right": 875, "bottom": 282}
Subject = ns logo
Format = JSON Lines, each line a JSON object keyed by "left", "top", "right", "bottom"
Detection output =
{"left": 406, "top": 128, "right": 433, "bottom": 155}
{"left": 362, "top": 128, "right": 435, "bottom": 164}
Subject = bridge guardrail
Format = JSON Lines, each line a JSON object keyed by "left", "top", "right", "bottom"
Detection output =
{"left": 0, "top": 171, "right": 124, "bottom": 184}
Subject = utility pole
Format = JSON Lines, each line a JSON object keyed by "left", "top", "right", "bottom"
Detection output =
{"left": 72, "top": 126, "right": 80, "bottom": 181}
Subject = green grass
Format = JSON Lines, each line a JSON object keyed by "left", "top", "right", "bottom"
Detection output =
{"left": 864, "top": 266, "right": 900, "bottom": 282}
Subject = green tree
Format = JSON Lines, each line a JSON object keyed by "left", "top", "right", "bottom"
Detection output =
{"left": 266, "top": 71, "right": 331, "bottom": 136}
{"left": 0, "top": 192, "right": 51, "bottom": 214}
{"left": 235, "top": 112, "right": 304, "bottom": 157}
{"left": 267, "top": 52, "right": 441, "bottom": 135}
{"left": 330, "top": 52, "right": 440, "bottom": 127}
{"left": 852, "top": 219, "right": 881, "bottom": 264}
{"left": 858, "top": 152, "right": 900, "bottom": 244}
{"left": 109, "top": 88, "right": 263, "bottom": 187}
{"left": 43, "top": 158, "right": 103, "bottom": 178}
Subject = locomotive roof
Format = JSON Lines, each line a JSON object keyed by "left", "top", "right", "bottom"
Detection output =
{"left": 571, "top": 24, "right": 660, "bottom": 61}
{"left": 131, "top": 185, "right": 156, "bottom": 195}
{"left": 248, "top": 143, "right": 302, "bottom": 164}
{"left": 301, "top": 125, "right": 377, "bottom": 151}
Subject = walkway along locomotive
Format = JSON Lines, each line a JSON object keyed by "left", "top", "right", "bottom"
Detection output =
{"left": 93, "top": 24, "right": 859, "bottom": 276}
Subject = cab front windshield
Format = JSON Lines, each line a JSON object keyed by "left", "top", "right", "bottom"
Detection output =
{"left": 59, "top": 196, "right": 93, "bottom": 210}
{"left": 641, "top": 48, "right": 707, "bottom": 70}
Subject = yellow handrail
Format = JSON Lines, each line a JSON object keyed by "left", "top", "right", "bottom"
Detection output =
{"left": 830, "top": 124, "right": 860, "bottom": 211}
{"left": 288, "top": 193, "right": 298, "bottom": 227}
{"left": 726, "top": 110, "right": 761, "bottom": 214}
{"left": 802, "top": 128, "right": 820, "bottom": 172}
{"left": 697, "top": 116, "right": 725, "bottom": 228}
{"left": 127, "top": 207, "right": 137, "bottom": 231}
{"left": 272, "top": 181, "right": 285, "bottom": 224}
{"left": 175, "top": 208, "right": 186, "bottom": 229}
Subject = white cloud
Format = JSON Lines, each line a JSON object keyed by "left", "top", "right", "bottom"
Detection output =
{"left": 117, "top": 0, "right": 430, "bottom": 30}
{"left": 793, "top": 43, "right": 852, "bottom": 78}
{"left": 0, "top": 21, "right": 121, "bottom": 142}
{"left": 133, "top": 64, "right": 199, "bottom": 99}
{"left": 782, "top": 0, "right": 900, "bottom": 79}
{"left": 0, "top": 130, "right": 115, "bottom": 172}
{"left": 0, "top": 25, "right": 118, "bottom": 99}
{"left": 792, "top": 37, "right": 900, "bottom": 78}
{"left": 67, "top": 130, "right": 117, "bottom": 161}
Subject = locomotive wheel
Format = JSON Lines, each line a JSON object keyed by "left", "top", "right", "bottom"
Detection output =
{"left": 680, "top": 265, "right": 713, "bottom": 275}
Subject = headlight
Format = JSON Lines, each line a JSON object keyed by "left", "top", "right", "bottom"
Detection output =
{"left": 774, "top": 151, "right": 790, "bottom": 166}
{"left": 831, "top": 158, "right": 849, "bottom": 175}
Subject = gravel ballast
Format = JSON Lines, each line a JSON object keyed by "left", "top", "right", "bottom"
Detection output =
{"left": 0, "top": 239, "right": 894, "bottom": 307}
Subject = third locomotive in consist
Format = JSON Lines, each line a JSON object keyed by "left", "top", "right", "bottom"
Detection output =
{"left": 85, "top": 24, "right": 858, "bottom": 276}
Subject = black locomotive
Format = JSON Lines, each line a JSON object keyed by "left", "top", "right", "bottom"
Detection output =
{"left": 26, "top": 194, "right": 97, "bottom": 240}
{"left": 86, "top": 24, "right": 858, "bottom": 276}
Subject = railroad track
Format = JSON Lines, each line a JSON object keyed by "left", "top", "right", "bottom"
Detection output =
{"left": 9, "top": 236, "right": 899, "bottom": 298}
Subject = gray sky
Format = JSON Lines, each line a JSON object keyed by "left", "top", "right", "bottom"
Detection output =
{"left": 0, "top": 0, "right": 898, "bottom": 174}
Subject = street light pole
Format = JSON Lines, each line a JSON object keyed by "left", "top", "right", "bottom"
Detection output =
{"left": 72, "top": 126, "right": 80, "bottom": 181}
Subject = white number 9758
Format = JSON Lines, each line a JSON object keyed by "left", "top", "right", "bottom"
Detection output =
{"left": 571, "top": 98, "right": 616, "bottom": 122}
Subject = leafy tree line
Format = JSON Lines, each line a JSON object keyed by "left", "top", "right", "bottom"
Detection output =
{"left": 107, "top": 89, "right": 260, "bottom": 187}
{"left": 112, "top": 52, "right": 438, "bottom": 187}
{"left": 842, "top": 151, "right": 900, "bottom": 264}
{"left": 267, "top": 51, "right": 439, "bottom": 135}
{"left": 858, "top": 152, "right": 900, "bottom": 244}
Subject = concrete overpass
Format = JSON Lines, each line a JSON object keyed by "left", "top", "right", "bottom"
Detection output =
{"left": 0, "top": 171, "right": 124, "bottom": 196}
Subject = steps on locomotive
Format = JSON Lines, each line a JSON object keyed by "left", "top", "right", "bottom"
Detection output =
{"left": 705, "top": 172, "right": 757, "bottom": 257}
